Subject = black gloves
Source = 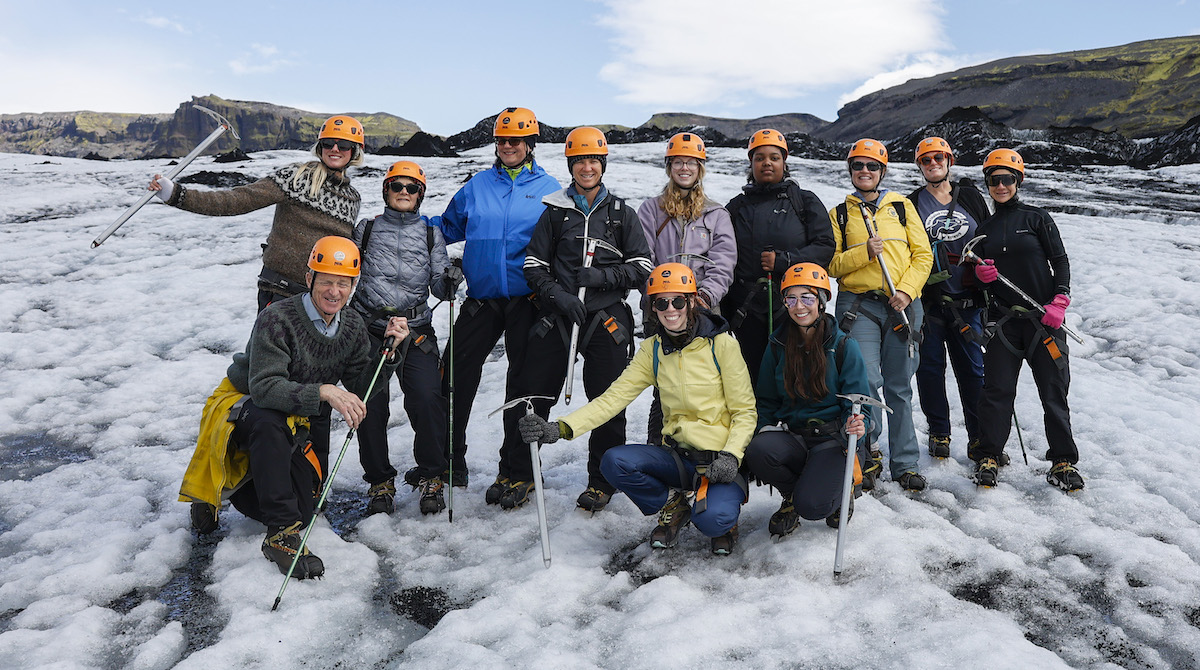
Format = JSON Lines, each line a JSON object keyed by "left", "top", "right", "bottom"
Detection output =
{"left": 576, "top": 267, "right": 606, "bottom": 288}
{"left": 548, "top": 290, "right": 586, "bottom": 325}
{"left": 444, "top": 264, "right": 464, "bottom": 293}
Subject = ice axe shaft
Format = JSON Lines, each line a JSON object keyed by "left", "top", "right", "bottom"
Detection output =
{"left": 834, "top": 393, "right": 891, "bottom": 578}
{"left": 565, "top": 236, "right": 622, "bottom": 404}
{"left": 92, "top": 105, "right": 239, "bottom": 248}
{"left": 959, "top": 236, "right": 1083, "bottom": 344}
{"left": 272, "top": 336, "right": 395, "bottom": 611}
{"left": 490, "top": 396, "right": 556, "bottom": 567}
{"left": 858, "top": 205, "right": 915, "bottom": 357}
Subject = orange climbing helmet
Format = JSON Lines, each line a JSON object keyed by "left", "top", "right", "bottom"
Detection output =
{"left": 564, "top": 127, "right": 609, "bottom": 157}
{"left": 319, "top": 115, "right": 365, "bottom": 145}
{"left": 666, "top": 132, "right": 706, "bottom": 160}
{"left": 646, "top": 263, "right": 697, "bottom": 295}
{"left": 915, "top": 136, "right": 954, "bottom": 165}
{"left": 384, "top": 160, "right": 426, "bottom": 186}
{"left": 308, "top": 236, "right": 361, "bottom": 278}
{"left": 748, "top": 129, "right": 788, "bottom": 158}
{"left": 780, "top": 262, "right": 831, "bottom": 299}
{"left": 983, "top": 148, "right": 1025, "bottom": 176}
{"left": 848, "top": 138, "right": 888, "bottom": 166}
{"left": 494, "top": 107, "right": 540, "bottom": 138}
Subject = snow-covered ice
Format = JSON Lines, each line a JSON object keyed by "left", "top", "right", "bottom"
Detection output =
{"left": 1, "top": 145, "right": 1199, "bottom": 669}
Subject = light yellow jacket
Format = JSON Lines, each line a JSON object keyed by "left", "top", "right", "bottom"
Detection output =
{"left": 562, "top": 327, "right": 757, "bottom": 461}
{"left": 828, "top": 191, "right": 932, "bottom": 299}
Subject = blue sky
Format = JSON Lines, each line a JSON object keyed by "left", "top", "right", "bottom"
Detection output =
{"left": 3, "top": 0, "right": 1197, "bottom": 135}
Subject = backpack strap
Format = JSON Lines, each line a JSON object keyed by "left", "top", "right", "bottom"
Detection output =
{"left": 359, "top": 216, "right": 377, "bottom": 257}
{"left": 889, "top": 200, "right": 907, "bottom": 227}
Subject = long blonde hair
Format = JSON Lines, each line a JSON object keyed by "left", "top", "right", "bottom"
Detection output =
{"left": 293, "top": 144, "right": 365, "bottom": 198}
{"left": 659, "top": 161, "right": 708, "bottom": 223}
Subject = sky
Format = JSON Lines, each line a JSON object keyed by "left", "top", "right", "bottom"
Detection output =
{"left": 2, "top": 0, "right": 1197, "bottom": 135}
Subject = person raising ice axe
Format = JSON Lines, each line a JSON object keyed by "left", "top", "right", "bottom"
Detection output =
{"left": 828, "top": 139, "right": 933, "bottom": 493}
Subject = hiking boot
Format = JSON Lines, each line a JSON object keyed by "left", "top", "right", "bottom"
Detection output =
{"left": 974, "top": 458, "right": 999, "bottom": 487}
{"left": 418, "top": 477, "right": 446, "bottom": 515}
{"left": 576, "top": 487, "right": 612, "bottom": 512}
{"left": 485, "top": 475, "right": 510, "bottom": 505}
{"left": 860, "top": 449, "right": 883, "bottom": 491}
{"left": 928, "top": 435, "right": 951, "bottom": 459}
{"left": 650, "top": 492, "right": 691, "bottom": 549}
{"left": 826, "top": 498, "right": 855, "bottom": 529}
{"left": 190, "top": 502, "right": 218, "bottom": 534}
{"left": 1047, "top": 461, "right": 1085, "bottom": 492}
{"left": 898, "top": 471, "right": 927, "bottom": 492}
{"left": 262, "top": 522, "right": 324, "bottom": 579}
{"left": 711, "top": 524, "right": 739, "bottom": 556}
{"left": 446, "top": 466, "right": 468, "bottom": 488}
{"left": 968, "top": 441, "right": 1010, "bottom": 467}
{"left": 366, "top": 479, "right": 396, "bottom": 515}
{"left": 768, "top": 495, "right": 799, "bottom": 537}
{"left": 499, "top": 480, "right": 535, "bottom": 509}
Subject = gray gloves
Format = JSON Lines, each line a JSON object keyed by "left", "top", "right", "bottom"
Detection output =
{"left": 444, "top": 264, "right": 464, "bottom": 293}
{"left": 705, "top": 451, "right": 739, "bottom": 484}
{"left": 519, "top": 414, "right": 564, "bottom": 444}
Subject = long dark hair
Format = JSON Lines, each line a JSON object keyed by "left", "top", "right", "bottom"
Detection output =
{"left": 783, "top": 315, "right": 830, "bottom": 400}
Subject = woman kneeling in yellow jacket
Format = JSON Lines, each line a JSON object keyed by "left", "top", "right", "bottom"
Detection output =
{"left": 519, "top": 263, "right": 757, "bottom": 555}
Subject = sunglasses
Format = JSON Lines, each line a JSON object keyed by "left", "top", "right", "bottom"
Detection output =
{"left": 495, "top": 137, "right": 525, "bottom": 147}
{"left": 318, "top": 138, "right": 356, "bottom": 152}
{"left": 919, "top": 153, "right": 947, "bottom": 166}
{"left": 986, "top": 173, "right": 1019, "bottom": 187}
{"left": 783, "top": 294, "right": 819, "bottom": 309}
{"left": 388, "top": 182, "right": 422, "bottom": 194}
{"left": 850, "top": 161, "right": 883, "bottom": 173}
{"left": 652, "top": 296, "right": 688, "bottom": 311}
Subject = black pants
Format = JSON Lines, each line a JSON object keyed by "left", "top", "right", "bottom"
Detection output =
{"left": 728, "top": 312, "right": 773, "bottom": 389}
{"left": 357, "top": 327, "right": 447, "bottom": 485}
{"left": 440, "top": 296, "right": 539, "bottom": 481}
{"left": 743, "top": 429, "right": 848, "bottom": 520}
{"left": 228, "top": 400, "right": 322, "bottom": 529}
{"left": 523, "top": 307, "right": 633, "bottom": 492}
{"left": 976, "top": 317, "right": 1078, "bottom": 463}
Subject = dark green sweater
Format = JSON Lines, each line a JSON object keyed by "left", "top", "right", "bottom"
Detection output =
{"left": 227, "top": 294, "right": 394, "bottom": 416}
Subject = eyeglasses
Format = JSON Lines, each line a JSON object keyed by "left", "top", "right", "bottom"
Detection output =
{"left": 919, "top": 153, "right": 948, "bottom": 166}
{"left": 783, "top": 294, "right": 819, "bottom": 309}
{"left": 985, "top": 173, "right": 1019, "bottom": 187}
{"left": 652, "top": 296, "right": 688, "bottom": 311}
{"left": 671, "top": 159, "right": 700, "bottom": 170}
{"left": 388, "top": 182, "right": 422, "bottom": 194}
{"left": 495, "top": 137, "right": 525, "bottom": 147}
{"left": 850, "top": 161, "right": 883, "bottom": 173}
{"left": 317, "top": 138, "right": 356, "bottom": 152}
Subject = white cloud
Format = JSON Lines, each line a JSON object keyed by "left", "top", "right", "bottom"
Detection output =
{"left": 140, "top": 15, "right": 187, "bottom": 33}
{"left": 835, "top": 52, "right": 969, "bottom": 107}
{"left": 228, "top": 44, "right": 293, "bottom": 76}
{"left": 596, "top": 0, "right": 948, "bottom": 108}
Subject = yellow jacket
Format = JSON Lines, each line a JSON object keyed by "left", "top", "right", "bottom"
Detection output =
{"left": 178, "top": 377, "right": 306, "bottom": 507}
{"left": 562, "top": 319, "right": 757, "bottom": 461}
{"left": 828, "top": 191, "right": 932, "bottom": 299}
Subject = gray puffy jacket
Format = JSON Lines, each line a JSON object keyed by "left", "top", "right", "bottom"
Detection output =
{"left": 351, "top": 208, "right": 454, "bottom": 332}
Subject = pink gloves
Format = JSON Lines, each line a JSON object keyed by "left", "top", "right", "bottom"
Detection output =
{"left": 974, "top": 259, "right": 998, "bottom": 283}
{"left": 1041, "top": 294, "right": 1071, "bottom": 329}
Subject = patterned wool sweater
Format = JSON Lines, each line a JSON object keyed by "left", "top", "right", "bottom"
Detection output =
{"left": 167, "top": 163, "right": 361, "bottom": 290}
{"left": 226, "top": 294, "right": 394, "bottom": 417}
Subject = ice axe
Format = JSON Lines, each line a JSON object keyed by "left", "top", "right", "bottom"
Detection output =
{"left": 833, "top": 393, "right": 892, "bottom": 578}
{"left": 959, "top": 235, "right": 1083, "bottom": 344}
{"left": 858, "top": 204, "right": 916, "bottom": 357}
{"left": 92, "top": 104, "right": 240, "bottom": 248}
{"left": 489, "top": 395, "right": 556, "bottom": 567}
{"left": 565, "top": 235, "right": 623, "bottom": 404}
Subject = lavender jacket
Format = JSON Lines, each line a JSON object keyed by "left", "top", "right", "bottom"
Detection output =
{"left": 636, "top": 196, "right": 737, "bottom": 305}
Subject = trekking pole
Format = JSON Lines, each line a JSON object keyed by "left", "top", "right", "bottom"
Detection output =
{"left": 959, "top": 236, "right": 1083, "bottom": 344}
{"left": 834, "top": 393, "right": 892, "bottom": 578}
{"left": 92, "top": 105, "right": 239, "bottom": 248}
{"left": 565, "top": 236, "right": 623, "bottom": 404}
{"left": 858, "top": 205, "right": 915, "bottom": 357}
{"left": 1013, "top": 409, "right": 1029, "bottom": 465}
{"left": 272, "top": 336, "right": 397, "bottom": 611}
{"left": 447, "top": 287, "right": 456, "bottom": 523}
{"left": 490, "top": 395, "right": 556, "bottom": 567}
{"left": 764, "top": 245, "right": 775, "bottom": 336}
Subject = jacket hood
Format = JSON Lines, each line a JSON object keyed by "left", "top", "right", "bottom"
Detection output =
{"left": 657, "top": 309, "right": 729, "bottom": 354}
{"left": 542, "top": 186, "right": 611, "bottom": 211}
{"left": 767, "top": 313, "right": 839, "bottom": 348}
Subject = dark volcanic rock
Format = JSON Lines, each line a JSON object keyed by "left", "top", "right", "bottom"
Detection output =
{"left": 81, "top": 152, "right": 108, "bottom": 161}
{"left": 178, "top": 171, "right": 256, "bottom": 188}
{"left": 1132, "top": 114, "right": 1200, "bottom": 168}
{"left": 781, "top": 133, "right": 844, "bottom": 160}
{"left": 446, "top": 115, "right": 569, "bottom": 152}
{"left": 212, "top": 148, "right": 252, "bottom": 163}
{"left": 376, "top": 131, "right": 458, "bottom": 157}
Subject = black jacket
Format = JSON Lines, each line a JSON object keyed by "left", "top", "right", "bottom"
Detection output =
{"left": 974, "top": 197, "right": 1071, "bottom": 312}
